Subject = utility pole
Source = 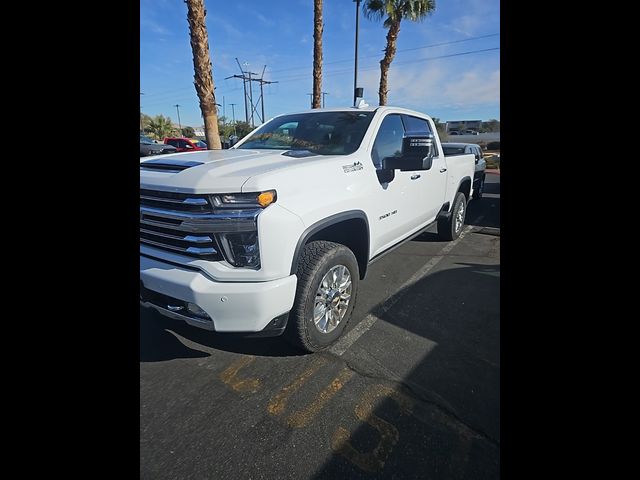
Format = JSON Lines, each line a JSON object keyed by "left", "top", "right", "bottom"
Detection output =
{"left": 227, "top": 60, "right": 278, "bottom": 128}
{"left": 307, "top": 93, "right": 313, "bottom": 108}
{"left": 174, "top": 104, "right": 182, "bottom": 134}
{"left": 140, "top": 92, "right": 144, "bottom": 134}
{"left": 227, "top": 58, "right": 256, "bottom": 125}
{"left": 322, "top": 91, "right": 329, "bottom": 108}
{"left": 247, "top": 70, "right": 255, "bottom": 127}
{"left": 353, "top": 0, "right": 361, "bottom": 106}
{"left": 229, "top": 103, "right": 237, "bottom": 135}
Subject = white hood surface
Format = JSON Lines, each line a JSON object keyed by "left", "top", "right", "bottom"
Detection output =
{"left": 139, "top": 148, "right": 344, "bottom": 193}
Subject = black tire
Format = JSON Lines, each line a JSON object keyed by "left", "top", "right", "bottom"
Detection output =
{"left": 473, "top": 174, "right": 485, "bottom": 200}
{"left": 286, "top": 241, "right": 359, "bottom": 352}
{"left": 437, "top": 192, "right": 467, "bottom": 241}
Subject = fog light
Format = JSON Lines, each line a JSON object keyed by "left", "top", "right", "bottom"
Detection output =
{"left": 187, "top": 302, "right": 210, "bottom": 319}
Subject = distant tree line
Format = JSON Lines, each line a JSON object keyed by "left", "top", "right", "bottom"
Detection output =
{"left": 141, "top": 113, "right": 254, "bottom": 143}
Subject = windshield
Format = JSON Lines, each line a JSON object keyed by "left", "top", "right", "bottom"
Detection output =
{"left": 237, "top": 111, "right": 375, "bottom": 155}
{"left": 140, "top": 135, "right": 155, "bottom": 144}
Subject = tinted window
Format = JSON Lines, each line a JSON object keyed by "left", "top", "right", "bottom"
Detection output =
{"left": 402, "top": 115, "right": 430, "bottom": 135}
{"left": 443, "top": 146, "right": 466, "bottom": 155}
{"left": 179, "top": 140, "right": 191, "bottom": 148}
{"left": 402, "top": 115, "right": 438, "bottom": 155}
{"left": 237, "top": 111, "right": 374, "bottom": 155}
{"left": 167, "top": 139, "right": 178, "bottom": 147}
{"left": 371, "top": 114, "right": 405, "bottom": 169}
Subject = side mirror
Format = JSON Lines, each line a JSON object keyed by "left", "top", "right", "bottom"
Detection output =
{"left": 185, "top": 144, "right": 194, "bottom": 149}
{"left": 382, "top": 134, "right": 435, "bottom": 171}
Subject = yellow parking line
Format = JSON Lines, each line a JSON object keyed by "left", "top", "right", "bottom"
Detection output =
{"left": 218, "top": 355, "right": 261, "bottom": 393}
{"left": 267, "top": 357, "right": 328, "bottom": 416}
{"left": 287, "top": 367, "right": 355, "bottom": 428}
{"left": 330, "top": 384, "right": 413, "bottom": 473}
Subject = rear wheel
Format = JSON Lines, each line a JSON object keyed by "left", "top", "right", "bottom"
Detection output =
{"left": 286, "top": 241, "right": 359, "bottom": 352}
{"left": 437, "top": 192, "right": 467, "bottom": 241}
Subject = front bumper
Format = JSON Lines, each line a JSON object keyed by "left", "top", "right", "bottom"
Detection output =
{"left": 140, "top": 255, "right": 297, "bottom": 333}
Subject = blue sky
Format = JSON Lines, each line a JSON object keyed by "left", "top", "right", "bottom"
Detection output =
{"left": 141, "top": 0, "right": 500, "bottom": 127}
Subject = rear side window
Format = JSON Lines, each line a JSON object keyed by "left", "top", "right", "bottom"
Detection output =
{"left": 443, "top": 146, "right": 465, "bottom": 155}
{"left": 402, "top": 115, "right": 430, "bottom": 135}
{"left": 166, "top": 139, "right": 178, "bottom": 147}
{"left": 401, "top": 115, "right": 438, "bottom": 156}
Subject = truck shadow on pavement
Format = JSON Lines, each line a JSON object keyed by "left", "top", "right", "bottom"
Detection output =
{"left": 140, "top": 307, "right": 304, "bottom": 361}
{"left": 311, "top": 261, "right": 500, "bottom": 479}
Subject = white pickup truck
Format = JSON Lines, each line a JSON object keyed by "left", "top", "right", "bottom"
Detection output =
{"left": 140, "top": 106, "right": 476, "bottom": 351}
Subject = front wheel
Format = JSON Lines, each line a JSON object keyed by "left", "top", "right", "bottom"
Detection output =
{"left": 437, "top": 192, "right": 467, "bottom": 241}
{"left": 286, "top": 241, "right": 359, "bottom": 352}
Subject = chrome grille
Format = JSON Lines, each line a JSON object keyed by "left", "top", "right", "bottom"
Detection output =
{"left": 140, "top": 190, "right": 222, "bottom": 260}
{"left": 139, "top": 189, "right": 261, "bottom": 261}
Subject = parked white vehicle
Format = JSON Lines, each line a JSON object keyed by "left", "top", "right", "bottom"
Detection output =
{"left": 140, "top": 106, "right": 476, "bottom": 351}
{"left": 442, "top": 142, "right": 487, "bottom": 199}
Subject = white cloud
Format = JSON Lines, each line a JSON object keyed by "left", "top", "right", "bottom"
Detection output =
{"left": 140, "top": 18, "right": 170, "bottom": 36}
{"left": 444, "top": 69, "right": 500, "bottom": 104}
{"left": 354, "top": 62, "right": 499, "bottom": 111}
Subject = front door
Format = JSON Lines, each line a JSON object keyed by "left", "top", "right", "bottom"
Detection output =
{"left": 369, "top": 113, "right": 426, "bottom": 255}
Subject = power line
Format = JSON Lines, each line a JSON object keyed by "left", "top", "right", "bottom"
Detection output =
{"left": 274, "top": 47, "right": 500, "bottom": 84}
{"left": 141, "top": 33, "right": 499, "bottom": 104}
{"left": 270, "top": 32, "right": 500, "bottom": 74}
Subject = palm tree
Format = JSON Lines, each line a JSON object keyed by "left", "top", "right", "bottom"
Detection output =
{"left": 185, "top": 0, "right": 221, "bottom": 149}
{"left": 363, "top": 0, "right": 436, "bottom": 106}
{"left": 312, "top": 0, "right": 323, "bottom": 109}
{"left": 147, "top": 115, "right": 175, "bottom": 140}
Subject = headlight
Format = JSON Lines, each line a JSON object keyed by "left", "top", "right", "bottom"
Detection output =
{"left": 208, "top": 190, "right": 276, "bottom": 269}
{"left": 211, "top": 190, "right": 277, "bottom": 209}
{"left": 217, "top": 231, "right": 260, "bottom": 268}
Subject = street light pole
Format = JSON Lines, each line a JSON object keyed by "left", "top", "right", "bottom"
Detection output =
{"left": 174, "top": 104, "right": 182, "bottom": 134}
{"left": 353, "top": 0, "right": 361, "bottom": 106}
{"left": 229, "top": 103, "right": 237, "bottom": 135}
{"left": 140, "top": 92, "right": 144, "bottom": 134}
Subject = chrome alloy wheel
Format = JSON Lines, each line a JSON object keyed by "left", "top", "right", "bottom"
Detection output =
{"left": 455, "top": 201, "right": 465, "bottom": 233}
{"left": 313, "top": 265, "right": 352, "bottom": 334}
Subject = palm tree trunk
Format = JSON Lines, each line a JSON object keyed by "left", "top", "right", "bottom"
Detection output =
{"left": 312, "top": 0, "right": 323, "bottom": 109}
{"left": 378, "top": 19, "right": 401, "bottom": 106}
{"left": 186, "top": 0, "right": 221, "bottom": 149}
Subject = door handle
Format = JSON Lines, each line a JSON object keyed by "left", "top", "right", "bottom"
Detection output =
{"left": 439, "top": 168, "right": 447, "bottom": 173}
{"left": 411, "top": 174, "right": 421, "bottom": 180}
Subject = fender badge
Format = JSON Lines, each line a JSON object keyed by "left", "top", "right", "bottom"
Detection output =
{"left": 342, "top": 161, "right": 363, "bottom": 173}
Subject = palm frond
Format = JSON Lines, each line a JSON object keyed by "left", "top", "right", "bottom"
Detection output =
{"left": 362, "top": 0, "right": 386, "bottom": 21}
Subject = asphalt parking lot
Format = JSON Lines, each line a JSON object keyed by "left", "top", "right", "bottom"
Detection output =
{"left": 140, "top": 173, "right": 500, "bottom": 479}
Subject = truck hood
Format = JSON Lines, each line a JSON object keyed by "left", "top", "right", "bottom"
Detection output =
{"left": 139, "top": 148, "right": 344, "bottom": 193}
